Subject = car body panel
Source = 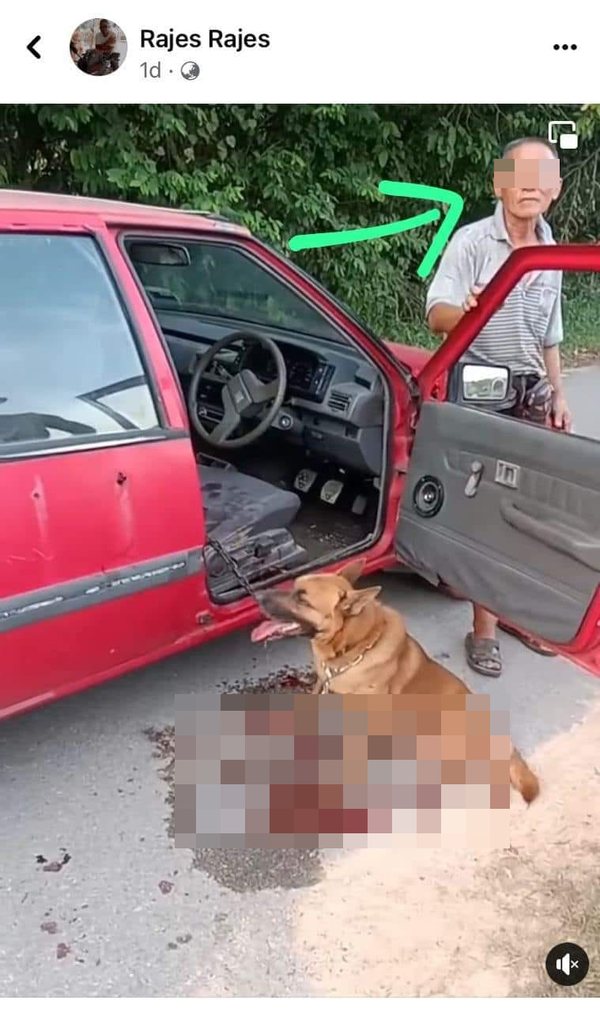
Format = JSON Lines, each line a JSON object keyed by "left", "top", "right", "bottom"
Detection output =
{"left": 0, "top": 194, "right": 413, "bottom": 718}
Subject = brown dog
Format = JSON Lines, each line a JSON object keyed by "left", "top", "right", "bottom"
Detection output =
{"left": 251, "top": 559, "right": 539, "bottom": 804}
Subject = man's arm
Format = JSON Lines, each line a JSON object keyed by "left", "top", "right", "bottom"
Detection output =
{"left": 425, "top": 230, "right": 477, "bottom": 339}
{"left": 543, "top": 275, "right": 571, "bottom": 432}
{"left": 427, "top": 303, "right": 463, "bottom": 337}
{"left": 543, "top": 344, "right": 571, "bottom": 431}
{"left": 427, "top": 288, "right": 482, "bottom": 337}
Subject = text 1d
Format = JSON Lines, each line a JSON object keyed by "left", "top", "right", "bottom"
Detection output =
{"left": 140, "top": 62, "right": 162, "bottom": 78}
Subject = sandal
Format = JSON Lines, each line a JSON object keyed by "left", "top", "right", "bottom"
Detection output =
{"left": 497, "top": 622, "right": 557, "bottom": 657}
{"left": 465, "top": 633, "right": 502, "bottom": 677}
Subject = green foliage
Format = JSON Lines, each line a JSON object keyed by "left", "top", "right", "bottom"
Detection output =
{"left": 1, "top": 104, "right": 599, "bottom": 351}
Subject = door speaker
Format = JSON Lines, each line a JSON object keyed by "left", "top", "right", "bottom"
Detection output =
{"left": 413, "top": 475, "right": 444, "bottom": 517}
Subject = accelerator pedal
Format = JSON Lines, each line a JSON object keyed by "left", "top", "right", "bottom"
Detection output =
{"left": 351, "top": 493, "right": 368, "bottom": 516}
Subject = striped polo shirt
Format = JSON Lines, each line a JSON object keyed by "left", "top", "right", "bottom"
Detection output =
{"left": 425, "top": 201, "right": 563, "bottom": 376}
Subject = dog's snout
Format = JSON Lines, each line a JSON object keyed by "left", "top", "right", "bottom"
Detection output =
{"left": 255, "top": 591, "right": 272, "bottom": 613}
{"left": 256, "top": 590, "right": 295, "bottom": 620}
{"left": 256, "top": 590, "right": 285, "bottom": 614}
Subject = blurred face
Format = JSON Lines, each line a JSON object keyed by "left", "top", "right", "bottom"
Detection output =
{"left": 493, "top": 142, "right": 562, "bottom": 220}
{"left": 100, "top": 20, "right": 110, "bottom": 34}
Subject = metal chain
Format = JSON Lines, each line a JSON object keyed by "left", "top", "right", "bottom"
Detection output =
{"left": 206, "top": 535, "right": 266, "bottom": 605}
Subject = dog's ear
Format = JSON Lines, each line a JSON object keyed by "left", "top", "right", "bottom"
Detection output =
{"left": 337, "top": 557, "right": 366, "bottom": 587}
{"left": 341, "top": 586, "right": 381, "bottom": 615}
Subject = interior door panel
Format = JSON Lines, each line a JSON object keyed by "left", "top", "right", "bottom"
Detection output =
{"left": 395, "top": 401, "right": 600, "bottom": 646}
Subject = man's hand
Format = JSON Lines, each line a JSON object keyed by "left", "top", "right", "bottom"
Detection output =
{"left": 461, "top": 285, "right": 484, "bottom": 313}
{"left": 551, "top": 391, "right": 572, "bottom": 432}
{"left": 427, "top": 285, "right": 484, "bottom": 337}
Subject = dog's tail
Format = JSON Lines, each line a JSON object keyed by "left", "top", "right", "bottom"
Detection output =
{"left": 509, "top": 746, "right": 539, "bottom": 804}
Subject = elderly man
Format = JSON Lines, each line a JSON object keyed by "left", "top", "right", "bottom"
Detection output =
{"left": 95, "top": 19, "right": 117, "bottom": 54}
{"left": 82, "top": 19, "right": 117, "bottom": 74}
{"left": 425, "top": 136, "right": 571, "bottom": 677}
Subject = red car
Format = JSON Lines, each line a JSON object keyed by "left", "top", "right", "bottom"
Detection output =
{"left": 1, "top": 190, "right": 599, "bottom": 719}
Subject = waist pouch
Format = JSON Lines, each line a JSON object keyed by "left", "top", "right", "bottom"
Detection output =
{"left": 507, "top": 374, "right": 553, "bottom": 424}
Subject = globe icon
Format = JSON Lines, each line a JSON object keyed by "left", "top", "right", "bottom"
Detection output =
{"left": 181, "top": 61, "right": 200, "bottom": 81}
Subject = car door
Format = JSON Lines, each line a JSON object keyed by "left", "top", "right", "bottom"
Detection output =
{"left": 0, "top": 216, "right": 207, "bottom": 717}
{"left": 395, "top": 244, "right": 600, "bottom": 677}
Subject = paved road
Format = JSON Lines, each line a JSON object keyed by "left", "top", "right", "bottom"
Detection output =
{"left": 1, "top": 367, "right": 599, "bottom": 997}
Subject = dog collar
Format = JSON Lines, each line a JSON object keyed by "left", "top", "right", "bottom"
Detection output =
{"left": 320, "top": 636, "right": 381, "bottom": 694}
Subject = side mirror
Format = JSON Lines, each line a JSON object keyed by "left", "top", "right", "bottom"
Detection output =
{"left": 450, "top": 363, "right": 514, "bottom": 410}
{"left": 462, "top": 364, "right": 510, "bottom": 402}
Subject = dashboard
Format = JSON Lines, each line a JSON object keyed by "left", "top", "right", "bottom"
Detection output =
{"left": 240, "top": 342, "right": 334, "bottom": 402}
{"left": 157, "top": 310, "right": 385, "bottom": 476}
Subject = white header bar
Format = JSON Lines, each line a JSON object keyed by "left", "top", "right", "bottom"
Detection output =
{"left": 3, "top": 0, "right": 597, "bottom": 103}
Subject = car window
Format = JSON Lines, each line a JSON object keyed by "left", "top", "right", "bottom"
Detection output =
{"left": 0, "top": 235, "right": 160, "bottom": 447}
{"left": 127, "top": 240, "right": 341, "bottom": 341}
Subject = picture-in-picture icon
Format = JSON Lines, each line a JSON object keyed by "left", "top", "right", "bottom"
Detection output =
{"left": 548, "top": 120, "right": 578, "bottom": 150}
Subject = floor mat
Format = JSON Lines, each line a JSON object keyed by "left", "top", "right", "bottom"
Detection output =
{"left": 231, "top": 451, "right": 293, "bottom": 490}
{"left": 290, "top": 500, "right": 373, "bottom": 562}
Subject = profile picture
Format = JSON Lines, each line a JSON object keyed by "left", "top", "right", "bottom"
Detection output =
{"left": 70, "top": 18, "right": 127, "bottom": 76}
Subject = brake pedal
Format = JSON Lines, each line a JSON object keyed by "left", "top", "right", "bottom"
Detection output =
{"left": 294, "top": 468, "right": 317, "bottom": 493}
{"left": 320, "top": 479, "right": 344, "bottom": 505}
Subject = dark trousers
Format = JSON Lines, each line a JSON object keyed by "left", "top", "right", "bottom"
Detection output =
{"left": 501, "top": 373, "right": 553, "bottom": 426}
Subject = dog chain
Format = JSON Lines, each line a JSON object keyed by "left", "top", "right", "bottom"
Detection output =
{"left": 321, "top": 636, "right": 381, "bottom": 693}
{"left": 206, "top": 535, "right": 262, "bottom": 604}
{"left": 206, "top": 531, "right": 290, "bottom": 606}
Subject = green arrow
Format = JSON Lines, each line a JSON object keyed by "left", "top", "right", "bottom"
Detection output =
{"left": 288, "top": 181, "right": 464, "bottom": 278}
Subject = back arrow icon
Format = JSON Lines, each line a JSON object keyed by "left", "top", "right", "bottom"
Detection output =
{"left": 27, "top": 35, "right": 41, "bottom": 59}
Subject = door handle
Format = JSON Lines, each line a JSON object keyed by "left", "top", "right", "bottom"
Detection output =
{"left": 464, "top": 461, "right": 484, "bottom": 498}
{"left": 500, "top": 500, "right": 600, "bottom": 572}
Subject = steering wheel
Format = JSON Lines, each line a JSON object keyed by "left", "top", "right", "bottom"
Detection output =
{"left": 188, "top": 331, "right": 287, "bottom": 449}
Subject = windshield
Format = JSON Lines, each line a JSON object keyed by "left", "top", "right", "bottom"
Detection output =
{"left": 127, "top": 239, "right": 342, "bottom": 342}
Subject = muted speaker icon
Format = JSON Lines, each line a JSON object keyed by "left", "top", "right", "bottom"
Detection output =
{"left": 546, "top": 943, "right": 589, "bottom": 986}
{"left": 556, "top": 952, "right": 577, "bottom": 975}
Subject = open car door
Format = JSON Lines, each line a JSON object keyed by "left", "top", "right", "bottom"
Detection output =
{"left": 395, "top": 245, "right": 600, "bottom": 677}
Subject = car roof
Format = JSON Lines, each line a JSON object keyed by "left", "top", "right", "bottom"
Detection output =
{"left": 0, "top": 189, "right": 251, "bottom": 236}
